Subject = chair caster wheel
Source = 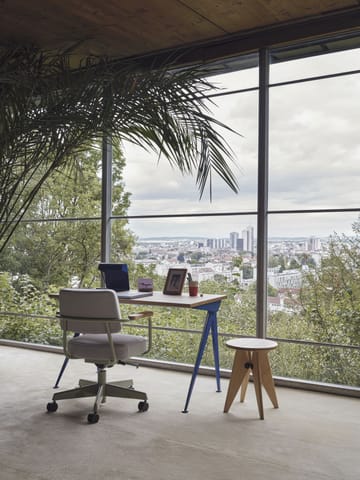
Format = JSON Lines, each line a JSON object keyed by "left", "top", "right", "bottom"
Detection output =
{"left": 47, "top": 401, "right": 58, "bottom": 413}
{"left": 87, "top": 413, "right": 99, "bottom": 424}
{"left": 138, "top": 401, "right": 149, "bottom": 412}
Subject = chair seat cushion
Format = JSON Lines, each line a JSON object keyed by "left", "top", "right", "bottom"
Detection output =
{"left": 68, "top": 333, "right": 147, "bottom": 361}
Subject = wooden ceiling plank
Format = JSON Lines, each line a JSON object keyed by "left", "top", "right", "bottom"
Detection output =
{"left": 180, "top": 0, "right": 359, "bottom": 34}
{"left": 261, "top": 0, "right": 359, "bottom": 21}
{"left": 180, "top": 0, "right": 282, "bottom": 32}
{"left": 0, "top": 0, "right": 359, "bottom": 59}
{"left": 133, "top": 6, "right": 360, "bottom": 69}
{"left": 0, "top": 0, "right": 225, "bottom": 56}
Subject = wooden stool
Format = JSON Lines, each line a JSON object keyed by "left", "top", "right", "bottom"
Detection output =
{"left": 224, "top": 338, "right": 278, "bottom": 419}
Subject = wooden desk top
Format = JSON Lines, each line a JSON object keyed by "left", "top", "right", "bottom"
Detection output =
{"left": 49, "top": 291, "right": 227, "bottom": 309}
{"left": 118, "top": 291, "right": 227, "bottom": 308}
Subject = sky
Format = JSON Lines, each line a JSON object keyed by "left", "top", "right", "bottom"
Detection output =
{"left": 121, "top": 47, "right": 360, "bottom": 240}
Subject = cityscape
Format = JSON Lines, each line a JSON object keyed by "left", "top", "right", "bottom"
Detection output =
{"left": 134, "top": 227, "right": 328, "bottom": 314}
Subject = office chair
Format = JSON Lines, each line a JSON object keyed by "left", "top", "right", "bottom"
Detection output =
{"left": 52, "top": 263, "right": 130, "bottom": 389}
{"left": 46, "top": 288, "right": 153, "bottom": 423}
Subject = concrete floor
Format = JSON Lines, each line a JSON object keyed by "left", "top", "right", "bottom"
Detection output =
{"left": 1, "top": 345, "right": 359, "bottom": 480}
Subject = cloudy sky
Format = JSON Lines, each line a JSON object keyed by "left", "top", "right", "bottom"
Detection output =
{"left": 121, "top": 48, "right": 360, "bottom": 240}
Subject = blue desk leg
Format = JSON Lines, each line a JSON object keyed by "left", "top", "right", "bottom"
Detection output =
{"left": 182, "top": 301, "right": 221, "bottom": 413}
{"left": 53, "top": 332, "right": 80, "bottom": 388}
{"left": 53, "top": 357, "right": 69, "bottom": 388}
{"left": 210, "top": 311, "right": 221, "bottom": 393}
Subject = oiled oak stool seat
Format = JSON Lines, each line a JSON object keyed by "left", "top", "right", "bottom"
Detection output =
{"left": 224, "top": 338, "right": 278, "bottom": 419}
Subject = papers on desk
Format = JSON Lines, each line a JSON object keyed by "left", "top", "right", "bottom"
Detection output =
{"left": 116, "top": 290, "right": 153, "bottom": 299}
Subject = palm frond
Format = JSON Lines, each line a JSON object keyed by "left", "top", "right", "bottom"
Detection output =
{"left": 0, "top": 46, "right": 240, "bottom": 253}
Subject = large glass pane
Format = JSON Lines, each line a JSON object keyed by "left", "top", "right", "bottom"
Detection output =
{"left": 267, "top": 212, "right": 360, "bottom": 388}
{"left": 0, "top": 218, "right": 102, "bottom": 289}
{"left": 269, "top": 73, "right": 360, "bottom": 210}
{"left": 111, "top": 215, "right": 257, "bottom": 367}
{"left": 122, "top": 90, "right": 258, "bottom": 215}
{"left": 270, "top": 47, "right": 360, "bottom": 84}
{"left": 209, "top": 54, "right": 259, "bottom": 92}
{"left": 0, "top": 217, "right": 103, "bottom": 345}
{"left": 270, "top": 343, "right": 359, "bottom": 387}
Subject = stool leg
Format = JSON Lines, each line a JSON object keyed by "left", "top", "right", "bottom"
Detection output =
{"left": 252, "top": 351, "right": 264, "bottom": 420}
{"left": 260, "top": 350, "right": 278, "bottom": 408}
{"left": 240, "top": 351, "right": 251, "bottom": 402}
{"left": 224, "top": 350, "right": 249, "bottom": 413}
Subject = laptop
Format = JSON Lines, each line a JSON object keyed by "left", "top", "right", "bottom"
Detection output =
{"left": 98, "top": 263, "right": 153, "bottom": 299}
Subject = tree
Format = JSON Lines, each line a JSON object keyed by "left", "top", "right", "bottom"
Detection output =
{"left": 242, "top": 265, "right": 253, "bottom": 279}
{"left": 299, "top": 220, "right": 360, "bottom": 346}
{"left": 0, "top": 143, "right": 134, "bottom": 289}
{"left": 288, "top": 258, "right": 301, "bottom": 270}
{"left": 268, "top": 284, "right": 278, "bottom": 297}
{"left": 299, "top": 253, "right": 316, "bottom": 268}
{"left": 268, "top": 255, "right": 281, "bottom": 269}
{"left": 189, "top": 251, "right": 202, "bottom": 263}
{"left": 232, "top": 255, "right": 243, "bottom": 269}
{"left": 0, "top": 272, "right": 61, "bottom": 345}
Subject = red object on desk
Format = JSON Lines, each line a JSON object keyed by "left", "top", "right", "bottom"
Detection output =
{"left": 189, "top": 285, "right": 198, "bottom": 296}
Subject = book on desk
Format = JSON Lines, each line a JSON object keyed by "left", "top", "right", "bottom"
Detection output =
{"left": 116, "top": 290, "right": 153, "bottom": 299}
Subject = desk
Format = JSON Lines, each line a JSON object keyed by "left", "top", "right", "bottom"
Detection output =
{"left": 122, "top": 292, "right": 226, "bottom": 412}
{"left": 53, "top": 291, "right": 226, "bottom": 413}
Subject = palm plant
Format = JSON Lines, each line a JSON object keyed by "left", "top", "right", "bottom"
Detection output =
{"left": 0, "top": 46, "right": 239, "bottom": 254}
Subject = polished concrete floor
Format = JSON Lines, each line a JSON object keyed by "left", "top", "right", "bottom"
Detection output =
{"left": 1, "top": 345, "right": 359, "bottom": 480}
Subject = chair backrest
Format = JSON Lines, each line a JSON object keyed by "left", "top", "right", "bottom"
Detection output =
{"left": 59, "top": 288, "right": 121, "bottom": 334}
{"left": 98, "top": 263, "right": 130, "bottom": 291}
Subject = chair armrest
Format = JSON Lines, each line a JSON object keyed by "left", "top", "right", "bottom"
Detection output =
{"left": 127, "top": 311, "right": 153, "bottom": 321}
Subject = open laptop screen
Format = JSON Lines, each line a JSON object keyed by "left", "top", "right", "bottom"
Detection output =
{"left": 98, "top": 263, "right": 130, "bottom": 292}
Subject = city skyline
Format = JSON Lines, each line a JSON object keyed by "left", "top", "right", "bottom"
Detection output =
{"left": 137, "top": 229, "right": 328, "bottom": 245}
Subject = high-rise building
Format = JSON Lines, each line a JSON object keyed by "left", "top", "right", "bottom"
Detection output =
{"left": 236, "top": 238, "right": 244, "bottom": 251}
{"left": 230, "top": 231, "right": 239, "bottom": 250}
{"left": 206, "top": 238, "right": 215, "bottom": 249}
{"left": 207, "top": 238, "right": 227, "bottom": 249}
{"left": 242, "top": 226, "right": 254, "bottom": 254}
{"left": 308, "top": 236, "right": 321, "bottom": 251}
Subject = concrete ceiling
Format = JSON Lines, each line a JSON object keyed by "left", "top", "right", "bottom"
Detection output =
{"left": 0, "top": 1, "right": 359, "bottom": 64}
